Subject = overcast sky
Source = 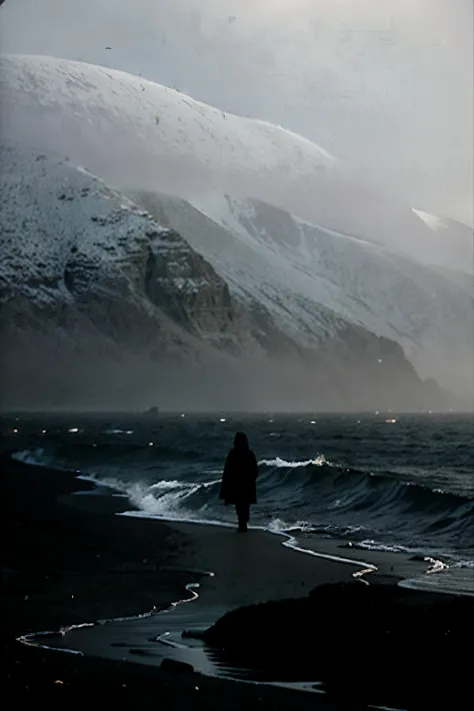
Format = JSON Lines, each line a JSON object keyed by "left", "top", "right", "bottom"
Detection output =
{"left": 1, "top": 0, "right": 472, "bottom": 224}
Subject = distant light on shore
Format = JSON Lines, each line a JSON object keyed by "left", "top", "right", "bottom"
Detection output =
{"left": 385, "top": 419, "right": 397, "bottom": 424}
{"left": 220, "top": 418, "right": 226, "bottom": 422}
{"left": 12, "top": 428, "right": 19, "bottom": 434}
{"left": 41, "top": 429, "right": 47, "bottom": 434}
{"left": 148, "top": 441, "right": 154, "bottom": 446}
{"left": 68, "top": 427, "right": 79, "bottom": 433}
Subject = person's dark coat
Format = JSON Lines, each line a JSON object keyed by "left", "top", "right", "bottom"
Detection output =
{"left": 219, "top": 433, "right": 259, "bottom": 505}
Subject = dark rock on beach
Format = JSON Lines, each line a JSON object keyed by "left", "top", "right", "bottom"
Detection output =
{"left": 129, "top": 648, "right": 155, "bottom": 657}
{"left": 201, "top": 582, "right": 474, "bottom": 709}
{"left": 160, "top": 658, "right": 195, "bottom": 675}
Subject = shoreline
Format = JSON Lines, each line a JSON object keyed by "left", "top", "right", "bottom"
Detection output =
{"left": 11, "top": 443, "right": 470, "bottom": 595}
{"left": 9, "top": 445, "right": 441, "bottom": 581}
{"left": 3, "top": 451, "right": 373, "bottom": 711}
{"left": 6, "top": 449, "right": 463, "bottom": 627}
{"left": 3, "top": 451, "right": 472, "bottom": 710}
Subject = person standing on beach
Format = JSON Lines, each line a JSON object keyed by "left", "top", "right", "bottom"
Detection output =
{"left": 219, "top": 432, "right": 259, "bottom": 532}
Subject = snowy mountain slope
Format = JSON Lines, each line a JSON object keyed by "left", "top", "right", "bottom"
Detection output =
{"left": 134, "top": 191, "right": 474, "bottom": 398}
{"left": 0, "top": 141, "right": 264, "bottom": 365}
{"left": 132, "top": 192, "right": 373, "bottom": 345}
{"left": 0, "top": 53, "right": 335, "bottom": 187}
{"left": 411, "top": 208, "right": 473, "bottom": 276}
{"left": 413, "top": 209, "right": 446, "bottom": 231}
{"left": 1, "top": 141, "right": 449, "bottom": 411}
{"left": 1, "top": 53, "right": 471, "bottom": 275}
{"left": 432, "top": 266, "right": 473, "bottom": 295}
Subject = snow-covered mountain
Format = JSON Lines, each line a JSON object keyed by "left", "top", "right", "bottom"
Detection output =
{"left": 0, "top": 53, "right": 471, "bottom": 408}
{"left": 411, "top": 209, "right": 473, "bottom": 277}
{"left": 1, "top": 53, "right": 471, "bottom": 275}
{"left": 0, "top": 141, "right": 257, "bottom": 408}
{"left": 131, "top": 191, "right": 473, "bottom": 399}
{"left": 0, "top": 141, "right": 447, "bottom": 411}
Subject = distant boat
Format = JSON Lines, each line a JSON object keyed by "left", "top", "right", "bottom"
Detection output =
{"left": 143, "top": 406, "right": 159, "bottom": 417}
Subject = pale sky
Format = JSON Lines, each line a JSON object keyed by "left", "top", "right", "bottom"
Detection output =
{"left": 1, "top": 0, "right": 472, "bottom": 224}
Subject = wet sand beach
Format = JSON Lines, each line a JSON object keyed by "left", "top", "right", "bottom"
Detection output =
{"left": 2, "top": 452, "right": 471, "bottom": 710}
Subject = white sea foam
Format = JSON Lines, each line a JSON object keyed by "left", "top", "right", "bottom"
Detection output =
{"left": 148, "top": 479, "right": 194, "bottom": 491}
{"left": 423, "top": 556, "right": 448, "bottom": 574}
{"left": 82, "top": 475, "right": 220, "bottom": 522}
{"left": 455, "top": 560, "right": 474, "bottom": 569}
{"left": 356, "top": 540, "right": 412, "bottom": 554}
{"left": 258, "top": 454, "right": 330, "bottom": 468}
{"left": 12, "top": 448, "right": 53, "bottom": 468}
{"left": 267, "top": 518, "right": 315, "bottom": 534}
{"left": 103, "top": 428, "right": 134, "bottom": 435}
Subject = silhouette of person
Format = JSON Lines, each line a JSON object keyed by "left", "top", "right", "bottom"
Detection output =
{"left": 220, "top": 432, "right": 259, "bottom": 532}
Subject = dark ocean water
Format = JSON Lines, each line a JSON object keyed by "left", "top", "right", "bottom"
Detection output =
{"left": 4, "top": 412, "right": 474, "bottom": 575}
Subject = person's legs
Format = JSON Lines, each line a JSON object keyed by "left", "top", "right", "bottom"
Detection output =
{"left": 235, "top": 503, "right": 248, "bottom": 532}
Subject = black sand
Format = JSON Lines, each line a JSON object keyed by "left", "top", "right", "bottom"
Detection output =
{"left": 1, "top": 454, "right": 358, "bottom": 710}
{"left": 2, "top": 452, "right": 472, "bottom": 710}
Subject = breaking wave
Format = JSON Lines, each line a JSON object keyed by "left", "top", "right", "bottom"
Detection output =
{"left": 12, "top": 445, "right": 474, "bottom": 559}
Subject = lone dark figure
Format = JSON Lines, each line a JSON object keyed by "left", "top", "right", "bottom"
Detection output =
{"left": 220, "top": 432, "right": 259, "bottom": 532}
